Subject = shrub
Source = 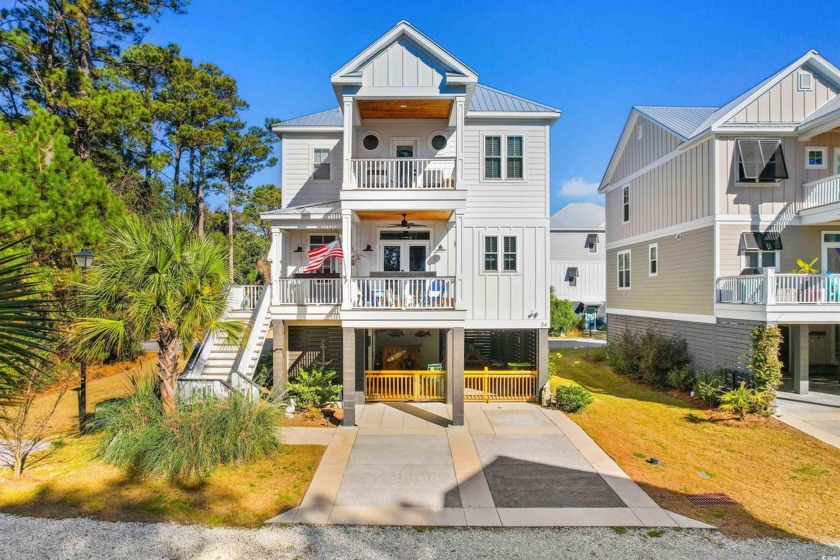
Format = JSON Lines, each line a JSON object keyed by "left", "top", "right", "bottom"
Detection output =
{"left": 748, "top": 326, "right": 782, "bottom": 414}
{"left": 719, "top": 382, "right": 764, "bottom": 421}
{"left": 286, "top": 363, "right": 342, "bottom": 410}
{"left": 588, "top": 347, "right": 607, "bottom": 362}
{"left": 693, "top": 368, "right": 726, "bottom": 406}
{"left": 605, "top": 328, "right": 691, "bottom": 387}
{"left": 555, "top": 385, "right": 594, "bottom": 413}
{"left": 97, "top": 381, "right": 281, "bottom": 481}
{"left": 666, "top": 364, "right": 694, "bottom": 391}
{"left": 550, "top": 294, "right": 579, "bottom": 336}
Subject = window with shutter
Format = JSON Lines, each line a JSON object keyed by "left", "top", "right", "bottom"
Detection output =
{"left": 736, "top": 139, "right": 788, "bottom": 183}
{"left": 484, "top": 136, "right": 501, "bottom": 179}
{"left": 506, "top": 136, "right": 523, "bottom": 179}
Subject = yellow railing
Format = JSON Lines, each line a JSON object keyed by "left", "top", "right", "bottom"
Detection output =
{"left": 464, "top": 368, "right": 537, "bottom": 402}
{"left": 364, "top": 370, "right": 446, "bottom": 402}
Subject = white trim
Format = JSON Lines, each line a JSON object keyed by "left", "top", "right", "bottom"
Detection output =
{"left": 617, "top": 249, "right": 631, "bottom": 290}
{"left": 390, "top": 137, "right": 419, "bottom": 158}
{"left": 715, "top": 303, "right": 840, "bottom": 324}
{"left": 605, "top": 215, "right": 714, "bottom": 250}
{"left": 622, "top": 185, "right": 630, "bottom": 224}
{"left": 481, "top": 133, "right": 503, "bottom": 181}
{"left": 648, "top": 243, "right": 658, "bottom": 276}
{"left": 805, "top": 146, "right": 828, "bottom": 169}
{"left": 466, "top": 111, "right": 560, "bottom": 120}
{"left": 426, "top": 130, "right": 450, "bottom": 152}
{"left": 272, "top": 126, "right": 343, "bottom": 134}
{"left": 480, "top": 233, "right": 520, "bottom": 275}
{"left": 798, "top": 70, "right": 814, "bottom": 92}
{"left": 606, "top": 307, "right": 717, "bottom": 324}
{"left": 822, "top": 230, "right": 840, "bottom": 274}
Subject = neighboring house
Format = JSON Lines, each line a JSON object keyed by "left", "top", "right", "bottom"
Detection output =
{"left": 181, "top": 21, "right": 560, "bottom": 425}
{"left": 549, "top": 202, "right": 606, "bottom": 322}
{"left": 600, "top": 50, "right": 840, "bottom": 396}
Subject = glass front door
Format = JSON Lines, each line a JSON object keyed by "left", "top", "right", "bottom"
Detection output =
{"left": 380, "top": 242, "right": 427, "bottom": 272}
{"left": 823, "top": 232, "right": 840, "bottom": 273}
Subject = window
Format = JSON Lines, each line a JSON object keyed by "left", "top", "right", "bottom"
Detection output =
{"left": 798, "top": 71, "right": 813, "bottom": 92}
{"left": 740, "top": 231, "right": 782, "bottom": 271}
{"left": 484, "top": 236, "right": 498, "bottom": 271}
{"left": 313, "top": 148, "right": 331, "bottom": 180}
{"left": 736, "top": 138, "right": 788, "bottom": 183}
{"left": 362, "top": 133, "right": 380, "bottom": 151}
{"left": 648, "top": 244, "right": 658, "bottom": 276}
{"left": 744, "top": 250, "right": 777, "bottom": 270}
{"left": 503, "top": 236, "right": 517, "bottom": 271}
{"left": 617, "top": 250, "right": 631, "bottom": 289}
{"left": 309, "top": 234, "right": 338, "bottom": 273}
{"left": 430, "top": 134, "right": 447, "bottom": 150}
{"left": 566, "top": 267, "right": 579, "bottom": 287}
{"left": 586, "top": 233, "right": 599, "bottom": 253}
{"left": 506, "top": 136, "right": 524, "bottom": 179}
{"left": 622, "top": 186, "right": 630, "bottom": 223}
{"left": 806, "top": 146, "right": 827, "bottom": 169}
{"left": 484, "top": 136, "right": 501, "bottom": 179}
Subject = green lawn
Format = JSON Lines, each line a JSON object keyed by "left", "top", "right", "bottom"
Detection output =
{"left": 550, "top": 348, "right": 840, "bottom": 543}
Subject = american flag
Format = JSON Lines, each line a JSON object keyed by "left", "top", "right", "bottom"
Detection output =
{"left": 302, "top": 239, "right": 344, "bottom": 273}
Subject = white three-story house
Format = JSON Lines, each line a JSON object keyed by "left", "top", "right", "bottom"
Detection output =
{"left": 182, "top": 21, "right": 560, "bottom": 425}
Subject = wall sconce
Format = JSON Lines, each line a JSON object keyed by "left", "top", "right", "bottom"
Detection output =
{"left": 363, "top": 244, "right": 373, "bottom": 252}
{"left": 293, "top": 246, "right": 303, "bottom": 253}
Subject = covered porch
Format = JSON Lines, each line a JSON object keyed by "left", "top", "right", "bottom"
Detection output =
{"left": 780, "top": 323, "right": 840, "bottom": 396}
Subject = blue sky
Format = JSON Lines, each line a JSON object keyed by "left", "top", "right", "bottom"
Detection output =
{"left": 145, "top": 0, "right": 840, "bottom": 214}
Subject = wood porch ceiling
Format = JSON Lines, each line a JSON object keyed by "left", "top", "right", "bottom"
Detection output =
{"left": 355, "top": 210, "right": 453, "bottom": 221}
{"left": 357, "top": 99, "right": 452, "bottom": 119}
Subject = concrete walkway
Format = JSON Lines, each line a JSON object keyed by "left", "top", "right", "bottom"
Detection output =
{"left": 776, "top": 391, "right": 840, "bottom": 450}
{"left": 269, "top": 403, "right": 711, "bottom": 528}
{"left": 549, "top": 337, "right": 606, "bottom": 349}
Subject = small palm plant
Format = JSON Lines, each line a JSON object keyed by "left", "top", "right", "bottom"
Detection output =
{"left": 75, "top": 216, "right": 242, "bottom": 413}
{"left": 791, "top": 257, "right": 820, "bottom": 274}
{"left": 719, "top": 382, "right": 763, "bottom": 421}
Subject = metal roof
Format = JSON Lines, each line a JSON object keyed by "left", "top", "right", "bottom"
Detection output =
{"left": 634, "top": 106, "right": 719, "bottom": 139}
{"left": 550, "top": 203, "right": 605, "bottom": 230}
{"left": 275, "top": 108, "right": 343, "bottom": 128}
{"left": 261, "top": 201, "right": 341, "bottom": 219}
{"left": 469, "top": 84, "right": 560, "bottom": 113}
{"left": 797, "top": 94, "right": 840, "bottom": 129}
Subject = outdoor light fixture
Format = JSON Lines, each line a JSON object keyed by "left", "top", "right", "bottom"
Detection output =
{"left": 73, "top": 248, "right": 94, "bottom": 271}
{"left": 363, "top": 244, "right": 373, "bottom": 252}
{"left": 293, "top": 246, "right": 304, "bottom": 253}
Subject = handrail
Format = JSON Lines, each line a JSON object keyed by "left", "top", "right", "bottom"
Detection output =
{"left": 717, "top": 272, "right": 840, "bottom": 304}
{"left": 352, "top": 276, "right": 455, "bottom": 309}
{"left": 801, "top": 174, "right": 840, "bottom": 211}
{"left": 276, "top": 278, "right": 341, "bottom": 305}
{"left": 230, "top": 284, "right": 271, "bottom": 379}
{"left": 351, "top": 157, "right": 456, "bottom": 189}
{"left": 464, "top": 368, "right": 537, "bottom": 402}
{"left": 364, "top": 370, "right": 446, "bottom": 402}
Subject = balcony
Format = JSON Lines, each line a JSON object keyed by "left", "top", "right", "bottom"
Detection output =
{"left": 276, "top": 278, "right": 342, "bottom": 305}
{"left": 350, "top": 158, "right": 455, "bottom": 190}
{"left": 274, "top": 276, "right": 456, "bottom": 310}
{"left": 717, "top": 272, "right": 840, "bottom": 305}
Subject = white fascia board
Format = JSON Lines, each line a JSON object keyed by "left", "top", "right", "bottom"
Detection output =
{"left": 712, "top": 126, "right": 798, "bottom": 134}
{"left": 606, "top": 307, "right": 717, "bottom": 324}
{"left": 269, "top": 306, "right": 342, "bottom": 321}
{"left": 464, "top": 319, "right": 549, "bottom": 329}
{"left": 353, "top": 86, "right": 456, "bottom": 99}
{"left": 798, "top": 202, "right": 840, "bottom": 225}
{"left": 271, "top": 126, "right": 343, "bottom": 135}
{"left": 466, "top": 111, "right": 561, "bottom": 120}
{"left": 715, "top": 303, "right": 840, "bottom": 324}
{"left": 340, "top": 310, "right": 468, "bottom": 326}
{"left": 604, "top": 216, "right": 714, "bottom": 250}
{"left": 339, "top": 190, "right": 466, "bottom": 210}
{"left": 798, "top": 114, "right": 840, "bottom": 140}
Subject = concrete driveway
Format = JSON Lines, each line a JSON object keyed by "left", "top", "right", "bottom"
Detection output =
{"left": 776, "top": 391, "right": 840, "bottom": 450}
{"left": 271, "top": 403, "right": 710, "bottom": 528}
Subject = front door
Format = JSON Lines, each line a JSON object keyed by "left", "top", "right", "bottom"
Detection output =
{"left": 391, "top": 139, "right": 417, "bottom": 188}
{"left": 380, "top": 241, "right": 428, "bottom": 272}
{"left": 823, "top": 232, "right": 840, "bottom": 273}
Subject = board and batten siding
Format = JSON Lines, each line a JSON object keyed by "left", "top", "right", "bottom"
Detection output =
{"left": 550, "top": 231, "right": 604, "bottom": 262}
{"left": 716, "top": 131, "right": 840, "bottom": 215}
{"left": 718, "top": 224, "right": 826, "bottom": 277}
{"left": 281, "top": 134, "right": 343, "bottom": 208}
{"left": 606, "top": 139, "right": 714, "bottom": 243}
{"left": 550, "top": 261, "right": 605, "bottom": 304}
{"left": 606, "top": 226, "right": 715, "bottom": 316}
{"left": 461, "top": 220, "right": 548, "bottom": 322}
{"left": 360, "top": 37, "right": 448, "bottom": 88}
{"left": 726, "top": 65, "right": 838, "bottom": 125}
{"left": 608, "top": 314, "right": 760, "bottom": 371}
{"left": 462, "top": 119, "right": 550, "bottom": 219}
{"left": 354, "top": 119, "right": 455, "bottom": 159}
{"left": 610, "top": 115, "right": 681, "bottom": 184}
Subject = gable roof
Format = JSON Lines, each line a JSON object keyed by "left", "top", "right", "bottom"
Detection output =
{"left": 550, "top": 203, "right": 605, "bottom": 230}
{"left": 470, "top": 84, "right": 560, "bottom": 114}
{"left": 275, "top": 108, "right": 343, "bottom": 128}
{"left": 599, "top": 50, "right": 840, "bottom": 192}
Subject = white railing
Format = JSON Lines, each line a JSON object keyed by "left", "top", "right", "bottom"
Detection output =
{"left": 801, "top": 174, "right": 840, "bottom": 211}
{"left": 717, "top": 271, "right": 840, "bottom": 304}
{"left": 228, "top": 284, "right": 263, "bottom": 311}
{"left": 352, "top": 277, "right": 455, "bottom": 309}
{"left": 276, "top": 278, "right": 342, "bottom": 305}
{"left": 231, "top": 284, "right": 272, "bottom": 383}
{"left": 351, "top": 158, "right": 456, "bottom": 189}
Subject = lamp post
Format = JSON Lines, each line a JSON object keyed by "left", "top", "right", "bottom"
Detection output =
{"left": 73, "top": 248, "right": 94, "bottom": 431}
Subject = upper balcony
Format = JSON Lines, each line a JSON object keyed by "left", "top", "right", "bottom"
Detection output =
{"left": 798, "top": 174, "right": 840, "bottom": 225}
{"left": 350, "top": 157, "right": 455, "bottom": 190}
{"left": 717, "top": 270, "right": 840, "bottom": 316}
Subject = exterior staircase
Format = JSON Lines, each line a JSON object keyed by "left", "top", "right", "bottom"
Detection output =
{"left": 179, "top": 284, "right": 272, "bottom": 398}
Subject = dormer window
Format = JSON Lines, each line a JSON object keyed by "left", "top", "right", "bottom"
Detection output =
{"left": 736, "top": 139, "right": 788, "bottom": 184}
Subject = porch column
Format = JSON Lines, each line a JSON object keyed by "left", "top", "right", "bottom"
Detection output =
{"left": 451, "top": 327, "right": 465, "bottom": 426}
{"left": 454, "top": 209, "right": 465, "bottom": 310}
{"left": 271, "top": 320, "right": 286, "bottom": 393}
{"left": 792, "top": 324, "right": 810, "bottom": 395}
{"left": 537, "top": 328, "right": 549, "bottom": 397}
{"left": 342, "top": 327, "right": 357, "bottom": 426}
{"left": 342, "top": 96, "right": 354, "bottom": 189}
{"left": 455, "top": 96, "right": 465, "bottom": 186}
{"left": 271, "top": 228, "right": 283, "bottom": 306}
{"left": 341, "top": 208, "right": 353, "bottom": 309}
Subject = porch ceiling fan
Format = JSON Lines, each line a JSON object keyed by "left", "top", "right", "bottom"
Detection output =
{"left": 387, "top": 213, "right": 421, "bottom": 229}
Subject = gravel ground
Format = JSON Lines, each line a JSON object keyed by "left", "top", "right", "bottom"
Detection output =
{"left": 0, "top": 514, "right": 837, "bottom": 559}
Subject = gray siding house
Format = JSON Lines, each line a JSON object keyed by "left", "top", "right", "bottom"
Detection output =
{"left": 180, "top": 21, "right": 561, "bottom": 424}
{"left": 549, "top": 203, "right": 605, "bottom": 318}
{"left": 600, "top": 50, "right": 840, "bottom": 396}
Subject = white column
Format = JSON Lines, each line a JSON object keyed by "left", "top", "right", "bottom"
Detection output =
{"left": 455, "top": 209, "right": 465, "bottom": 310}
{"left": 341, "top": 208, "right": 353, "bottom": 309}
{"left": 342, "top": 96, "right": 354, "bottom": 189}
{"left": 763, "top": 268, "right": 776, "bottom": 305}
{"left": 455, "top": 96, "right": 465, "bottom": 187}
{"left": 271, "top": 229, "right": 283, "bottom": 306}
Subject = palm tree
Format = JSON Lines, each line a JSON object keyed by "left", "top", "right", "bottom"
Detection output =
{"left": 75, "top": 216, "right": 242, "bottom": 413}
{"left": 0, "top": 234, "right": 54, "bottom": 402}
